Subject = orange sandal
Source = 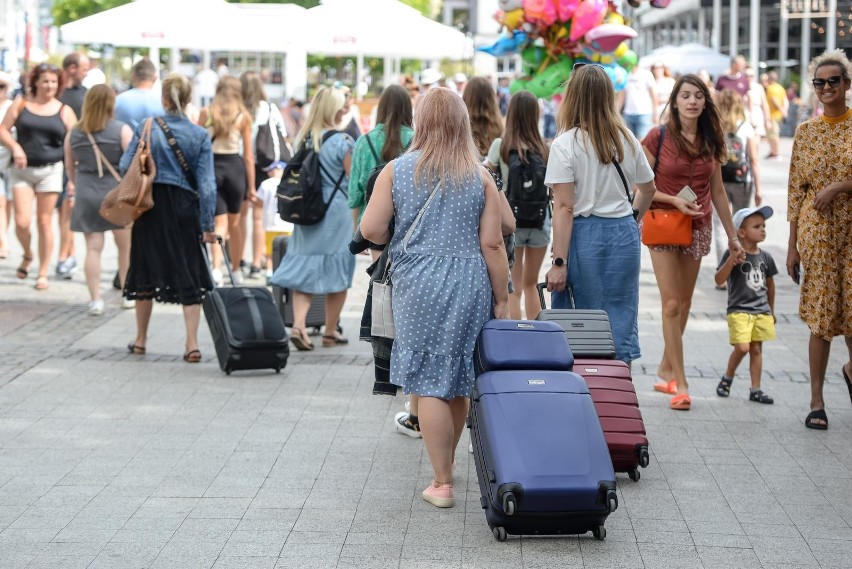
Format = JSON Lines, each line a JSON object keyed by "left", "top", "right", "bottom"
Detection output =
{"left": 653, "top": 380, "right": 677, "bottom": 395}
{"left": 670, "top": 394, "right": 692, "bottom": 411}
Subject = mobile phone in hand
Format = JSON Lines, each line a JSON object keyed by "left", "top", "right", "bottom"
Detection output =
{"left": 676, "top": 186, "right": 697, "bottom": 203}
{"left": 793, "top": 263, "right": 801, "bottom": 284}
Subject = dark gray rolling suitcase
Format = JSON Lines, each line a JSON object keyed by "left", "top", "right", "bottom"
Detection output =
{"left": 535, "top": 283, "right": 616, "bottom": 359}
{"left": 203, "top": 239, "right": 289, "bottom": 375}
{"left": 271, "top": 235, "right": 327, "bottom": 332}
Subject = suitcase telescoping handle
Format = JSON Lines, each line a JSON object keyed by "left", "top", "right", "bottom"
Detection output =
{"left": 536, "top": 282, "right": 576, "bottom": 310}
{"left": 200, "top": 236, "right": 237, "bottom": 287}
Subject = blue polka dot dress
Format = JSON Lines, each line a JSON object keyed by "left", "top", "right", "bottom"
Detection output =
{"left": 388, "top": 151, "right": 493, "bottom": 400}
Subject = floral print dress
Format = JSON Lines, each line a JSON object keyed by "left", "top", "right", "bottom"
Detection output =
{"left": 787, "top": 109, "right": 852, "bottom": 340}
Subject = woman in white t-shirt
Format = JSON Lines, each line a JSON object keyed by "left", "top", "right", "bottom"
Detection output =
{"left": 711, "top": 89, "right": 762, "bottom": 270}
{"left": 621, "top": 64, "right": 658, "bottom": 139}
{"left": 544, "top": 64, "right": 658, "bottom": 364}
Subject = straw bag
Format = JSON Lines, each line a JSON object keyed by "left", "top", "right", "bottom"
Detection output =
{"left": 99, "top": 118, "right": 155, "bottom": 226}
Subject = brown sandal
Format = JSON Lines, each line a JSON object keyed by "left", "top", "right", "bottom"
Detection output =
{"left": 290, "top": 327, "right": 314, "bottom": 351}
{"left": 183, "top": 349, "right": 201, "bottom": 363}
{"left": 127, "top": 343, "right": 146, "bottom": 355}
{"left": 322, "top": 334, "right": 349, "bottom": 347}
{"left": 16, "top": 255, "right": 33, "bottom": 279}
{"left": 34, "top": 275, "right": 49, "bottom": 290}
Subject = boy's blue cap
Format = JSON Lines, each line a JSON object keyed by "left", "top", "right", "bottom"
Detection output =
{"left": 263, "top": 161, "right": 287, "bottom": 171}
{"left": 733, "top": 205, "right": 773, "bottom": 229}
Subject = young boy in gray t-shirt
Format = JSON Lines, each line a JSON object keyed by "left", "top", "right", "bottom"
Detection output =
{"left": 714, "top": 206, "right": 778, "bottom": 404}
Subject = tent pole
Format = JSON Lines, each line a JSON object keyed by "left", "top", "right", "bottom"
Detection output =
{"left": 150, "top": 46, "right": 161, "bottom": 76}
{"left": 356, "top": 52, "right": 364, "bottom": 102}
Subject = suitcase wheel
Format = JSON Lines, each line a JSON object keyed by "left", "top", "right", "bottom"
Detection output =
{"left": 628, "top": 468, "right": 641, "bottom": 482}
{"left": 502, "top": 493, "right": 516, "bottom": 516}
{"left": 275, "top": 366, "right": 281, "bottom": 374}
{"left": 592, "top": 525, "right": 606, "bottom": 540}
{"left": 606, "top": 491, "right": 618, "bottom": 513}
{"left": 639, "top": 447, "right": 650, "bottom": 468}
{"left": 225, "top": 367, "right": 232, "bottom": 376}
{"left": 492, "top": 526, "right": 508, "bottom": 542}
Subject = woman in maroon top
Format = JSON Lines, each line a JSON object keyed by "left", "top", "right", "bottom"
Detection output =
{"left": 641, "top": 74, "right": 744, "bottom": 411}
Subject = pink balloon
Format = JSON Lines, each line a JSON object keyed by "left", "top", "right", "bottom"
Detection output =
{"left": 523, "top": 0, "right": 557, "bottom": 27}
{"left": 569, "top": 0, "right": 607, "bottom": 42}
{"left": 585, "top": 23, "right": 638, "bottom": 53}
{"left": 554, "top": 0, "right": 579, "bottom": 22}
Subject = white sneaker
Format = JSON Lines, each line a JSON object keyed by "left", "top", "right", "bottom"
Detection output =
{"left": 211, "top": 268, "right": 224, "bottom": 287}
{"left": 394, "top": 411, "right": 422, "bottom": 438}
{"left": 231, "top": 271, "right": 244, "bottom": 286}
{"left": 88, "top": 299, "right": 105, "bottom": 316}
{"left": 121, "top": 298, "right": 136, "bottom": 309}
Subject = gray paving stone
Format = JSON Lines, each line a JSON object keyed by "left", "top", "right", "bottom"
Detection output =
{"left": 212, "top": 556, "right": 278, "bottom": 569}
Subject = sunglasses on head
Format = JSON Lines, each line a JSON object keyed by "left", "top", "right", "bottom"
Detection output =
{"left": 573, "top": 62, "right": 605, "bottom": 71}
{"left": 812, "top": 75, "right": 845, "bottom": 89}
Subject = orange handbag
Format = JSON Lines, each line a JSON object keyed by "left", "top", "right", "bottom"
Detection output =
{"left": 641, "top": 209, "right": 693, "bottom": 246}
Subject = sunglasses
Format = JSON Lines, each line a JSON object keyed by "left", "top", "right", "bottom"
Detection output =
{"left": 812, "top": 75, "right": 845, "bottom": 89}
{"left": 573, "top": 62, "right": 605, "bottom": 71}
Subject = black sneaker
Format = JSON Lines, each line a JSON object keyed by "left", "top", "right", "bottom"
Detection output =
{"left": 394, "top": 412, "right": 421, "bottom": 438}
{"left": 248, "top": 266, "right": 262, "bottom": 279}
{"left": 749, "top": 390, "right": 774, "bottom": 404}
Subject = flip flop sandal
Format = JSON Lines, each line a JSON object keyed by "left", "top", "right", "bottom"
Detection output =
{"left": 716, "top": 377, "right": 733, "bottom": 397}
{"left": 322, "top": 334, "right": 349, "bottom": 347}
{"left": 805, "top": 409, "right": 828, "bottom": 430}
{"left": 654, "top": 380, "right": 677, "bottom": 395}
{"left": 670, "top": 394, "right": 692, "bottom": 411}
{"left": 183, "top": 349, "right": 202, "bottom": 363}
{"left": 289, "top": 328, "right": 314, "bottom": 351}
{"left": 127, "top": 343, "right": 146, "bottom": 355}
{"left": 843, "top": 365, "right": 852, "bottom": 405}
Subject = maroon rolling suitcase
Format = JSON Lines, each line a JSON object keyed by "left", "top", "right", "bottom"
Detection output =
{"left": 573, "top": 358, "right": 650, "bottom": 481}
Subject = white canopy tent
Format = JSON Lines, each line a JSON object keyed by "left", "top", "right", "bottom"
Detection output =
{"left": 299, "top": 0, "right": 473, "bottom": 94}
{"left": 59, "top": 0, "right": 308, "bottom": 97}
{"left": 638, "top": 43, "right": 731, "bottom": 78}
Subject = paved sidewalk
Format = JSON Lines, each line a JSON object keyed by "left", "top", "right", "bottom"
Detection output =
{"left": 1, "top": 139, "right": 851, "bottom": 568}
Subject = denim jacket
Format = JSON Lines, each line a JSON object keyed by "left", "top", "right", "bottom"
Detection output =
{"left": 119, "top": 113, "right": 216, "bottom": 232}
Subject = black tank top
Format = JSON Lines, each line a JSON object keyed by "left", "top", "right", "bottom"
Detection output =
{"left": 15, "top": 106, "right": 67, "bottom": 166}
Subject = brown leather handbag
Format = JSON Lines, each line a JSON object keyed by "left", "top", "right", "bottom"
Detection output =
{"left": 99, "top": 118, "right": 155, "bottom": 226}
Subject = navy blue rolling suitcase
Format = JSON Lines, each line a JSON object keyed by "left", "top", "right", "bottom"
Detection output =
{"left": 470, "top": 370, "right": 618, "bottom": 541}
{"left": 474, "top": 319, "right": 573, "bottom": 375}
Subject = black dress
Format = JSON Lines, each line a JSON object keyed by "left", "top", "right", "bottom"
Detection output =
{"left": 124, "top": 184, "right": 213, "bottom": 305}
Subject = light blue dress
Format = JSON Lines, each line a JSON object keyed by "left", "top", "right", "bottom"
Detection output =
{"left": 271, "top": 130, "right": 356, "bottom": 294}
{"left": 389, "top": 151, "right": 493, "bottom": 400}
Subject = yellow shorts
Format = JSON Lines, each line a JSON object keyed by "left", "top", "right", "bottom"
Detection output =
{"left": 727, "top": 313, "right": 776, "bottom": 345}
{"left": 265, "top": 230, "right": 291, "bottom": 259}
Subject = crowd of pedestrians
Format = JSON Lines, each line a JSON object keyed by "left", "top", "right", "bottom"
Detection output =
{"left": 0, "top": 48, "right": 849, "bottom": 504}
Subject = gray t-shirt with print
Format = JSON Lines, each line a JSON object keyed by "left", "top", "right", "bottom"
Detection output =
{"left": 718, "top": 249, "right": 778, "bottom": 314}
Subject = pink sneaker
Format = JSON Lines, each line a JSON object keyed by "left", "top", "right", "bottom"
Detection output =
{"left": 422, "top": 481, "right": 455, "bottom": 508}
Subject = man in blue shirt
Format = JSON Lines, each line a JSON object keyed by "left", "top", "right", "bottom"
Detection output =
{"left": 115, "top": 59, "right": 164, "bottom": 129}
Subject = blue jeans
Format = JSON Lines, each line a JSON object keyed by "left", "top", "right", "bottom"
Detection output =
{"left": 624, "top": 114, "right": 653, "bottom": 140}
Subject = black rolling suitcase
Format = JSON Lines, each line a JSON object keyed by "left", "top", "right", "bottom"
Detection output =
{"left": 203, "top": 239, "right": 289, "bottom": 375}
{"left": 271, "top": 235, "right": 327, "bottom": 332}
{"left": 535, "top": 283, "right": 616, "bottom": 359}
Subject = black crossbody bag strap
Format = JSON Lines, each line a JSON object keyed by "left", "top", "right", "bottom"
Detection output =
{"left": 613, "top": 160, "right": 633, "bottom": 204}
{"left": 155, "top": 116, "right": 197, "bottom": 192}
{"left": 365, "top": 134, "right": 380, "bottom": 163}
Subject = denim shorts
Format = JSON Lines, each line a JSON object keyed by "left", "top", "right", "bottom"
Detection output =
{"left": 514, "top": 213, "right": 552, "bottom": 248}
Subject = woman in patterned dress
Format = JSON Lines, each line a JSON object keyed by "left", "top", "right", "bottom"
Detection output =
{"left": 360, "top": 88, "right": 509, "bottom": 509}
{"left": 787, "top": 50, "right": 852, "bottom": 430}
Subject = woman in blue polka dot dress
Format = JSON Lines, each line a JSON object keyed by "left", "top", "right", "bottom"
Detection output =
{"left": 361, "top": 88, "right": 510, "bottom": 509}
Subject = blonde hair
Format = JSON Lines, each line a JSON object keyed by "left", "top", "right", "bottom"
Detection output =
{"left": 556, "top": 64, "right": 632, "bottom": 164}
{"left": 209, "top": 75, "right": 248, "bottom": 140}
{"left": 162, "top": 73, "right": 192, "bottom": 115}
{"left": 76, "top": 84, "right": 114, "bottom": 134}
{"left": 408, "top": 87, "right": 481, "bottom": 188}
{"left": 295, "top": 86, "right": 346, "bottom": 152}
{"left": 240, "top": 71, "right": 266, "bottom": 117}
{"left": 809, "top": 48, "right": 852, "bottom": 82}
{"left": 716, "top": 89, "right": 746, "bottom": 134}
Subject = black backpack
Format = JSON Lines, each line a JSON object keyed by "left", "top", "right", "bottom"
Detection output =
{"left": 255, "top": 102, "right": 292, "bottom": 169}
{"left": 721, "top": 122, "right": 748, "bottom": 184}
{"left": 277, "top": 130, "right": 345, "bottom": 226}
{"left": 506, "top": 149, "right": 549, "bottom": 229}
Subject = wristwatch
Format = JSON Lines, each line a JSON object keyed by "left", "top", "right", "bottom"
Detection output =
{"left": 552, "top": 257, "right": 565, "bottom": 267}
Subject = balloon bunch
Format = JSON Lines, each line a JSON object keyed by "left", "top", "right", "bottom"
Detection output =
{"left": 479, "top": 0, "right": 666, "bottom": 99}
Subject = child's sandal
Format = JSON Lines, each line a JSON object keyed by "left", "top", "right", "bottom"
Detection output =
{"left": 716, "top": 376, "right": 733, "bottom": 397}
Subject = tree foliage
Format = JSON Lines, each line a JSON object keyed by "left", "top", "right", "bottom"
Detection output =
{"left": 53, "top": 0, "right": 434, "bottom": 26}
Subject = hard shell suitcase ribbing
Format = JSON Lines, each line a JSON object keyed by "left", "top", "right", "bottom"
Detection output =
{"left": 203, "top": 239, "right": 289, "bottom": 375}
{"left": 573, "top": 359, "right": 650, "bottom": 481}
{"left": 470, "top": 369, "right": 618, "bottom": 542}
{"left": 534, "top": 284, "right": 616, "bottom": 359}
{"left": 271, "top": 235, "right": 327, "bottom": 332}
